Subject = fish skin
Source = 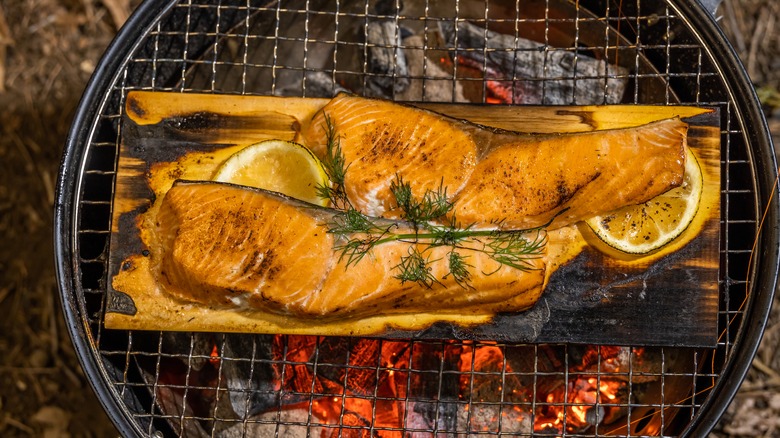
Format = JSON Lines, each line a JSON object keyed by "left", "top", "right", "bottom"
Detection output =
{"left": 154, "top": 181, "right": 546, "bottom": 319}
{"left": 304, "top": 94, "right": 687, "bottom": 230}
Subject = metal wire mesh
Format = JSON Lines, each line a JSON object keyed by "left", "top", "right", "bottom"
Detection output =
{"left": 64, "top": 0, "right": 771, "bottom": 436}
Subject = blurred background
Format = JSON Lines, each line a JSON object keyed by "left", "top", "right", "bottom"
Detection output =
{"left": 0, "top": 0, "right": 778, "bottom": 436}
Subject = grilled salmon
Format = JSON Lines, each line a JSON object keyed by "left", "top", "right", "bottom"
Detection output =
{"left": 452, "top": 118, "right": 689, "bottom": 229}
{"left": 154, "top": 181, "right": 546, "bottom": 318}
{"left": 305, "top": 94, "right": 687, "bottom": 230}
{"left": 305, "top": 94, "right": 479, "bottom": 218}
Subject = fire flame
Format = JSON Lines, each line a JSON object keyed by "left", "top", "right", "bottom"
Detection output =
{"left": 264, "top": 337, "right": 635, "bottom": 436}
{"left": 209, "top": 343, "right": 220, "bottom": 366}
{"left": 535, "top": 375, "right": 625, "bottom": 434}
{"left": 160, "top": 339, "right": 641, "bottom": 436}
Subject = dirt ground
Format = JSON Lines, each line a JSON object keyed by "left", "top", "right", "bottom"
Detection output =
{"left": 0, "top": 0, "right": 778, "bottom": 436}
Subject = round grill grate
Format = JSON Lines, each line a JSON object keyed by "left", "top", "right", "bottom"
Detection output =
{"left": 55, "top": 1, "right": 779, "bottom": 436}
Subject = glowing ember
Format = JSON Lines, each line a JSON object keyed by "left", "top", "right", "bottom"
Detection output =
{"left": 209, "top": 343, "right": 220, "bottom": 366}
{"left": 145, "top": 334, "right": 655, "bottom": 436}
{"left": 259, "top": 338, "right": 641, "bottom": 436}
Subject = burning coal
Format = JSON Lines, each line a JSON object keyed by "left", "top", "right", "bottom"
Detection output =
{"left": 138, "top": 334, "right": 664, "bottom": 437}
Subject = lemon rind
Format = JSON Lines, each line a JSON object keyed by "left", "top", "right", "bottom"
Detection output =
{"left": 585, "top": 147, "right": 703, "bottom": 255}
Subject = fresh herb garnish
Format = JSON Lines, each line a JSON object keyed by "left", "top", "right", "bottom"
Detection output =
{"left": 315, "top": 114, "right": 350, "bottom": 210}
{"left": 444, "top": 250, "right": 473, "bottom": 289}
{"left": 315, "top": 113, "right": 547, "bottom": 289}
{"left": 390, "top": 175, "right": 453, "bottom": 226}
{"left": 394, "top": 247, "right": 442, "bottom": 288}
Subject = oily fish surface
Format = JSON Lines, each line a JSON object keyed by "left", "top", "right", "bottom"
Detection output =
{"left": 453, "top": 118, "right": 689, "bottom": 230}
{"left": 305, "top": 93, "right": 479, "bottom": 218}
{"left": 305, "top": 94, "right": 687, "bottom": 230}
{"left": 153, "top": 181, "right": 546, "bottom": 320}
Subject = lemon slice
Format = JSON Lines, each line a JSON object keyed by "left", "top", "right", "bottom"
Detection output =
{"left": 585, "top": 147, "right": 703, "bottom": 254}
{"left": 213, "top": 139, "right": 329, "bottom": 206}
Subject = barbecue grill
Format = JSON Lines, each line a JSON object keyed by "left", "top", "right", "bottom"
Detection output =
{"left": 55, "top": 0, "right": 780, "bottom": 436}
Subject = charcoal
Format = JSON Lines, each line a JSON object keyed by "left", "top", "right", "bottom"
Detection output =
{"left": 324, "top": 411, "right": 373, "bottom": 438}
{"left": 315, "top": 337, "right": 380, "bottom": 396}
{"left": 403, "top": 343, "right": 460, "bottom": 435}
{"left": 304, "top": 71, "right": 350, "bottom": 97}
{"left": 364, "top": 20, "right": 410, "bottom": 97}
{"left": 397, "top": 34, "right": 469, "bottom": 102}
{"left": 569, "top": 345, "right": 662, "bottom": 384}
{"left": 438, "top": 20, "right": 627, "bottom": 104}
{"left": 274, "top": 70, "right": 350, "bottom": 98}
{"left": 405, "top": 400, "right": 459, "bottom": 437}
{"left": 185, "top": 332, "right": 217, "bottom": 372}
{"left": 456, "top": 403, "right": 532, "bottom": 436}
{"left": 459, "top": 345, "right": 529, "bottom": 405}
{"left": 374, "top": 0, "right": 403, "bottom": 16}
{"left": 313, "top": 337, "right": 352, "bottom": 368}
{"left": 221, "top": 334, "right": 279, "bottom": 418}
{"left": 220, "top": 409, "right": 313, "bottom": 438}
{"left": 314, "top": 337, "right": 410, "bottom": 397}
{"left": 586, "top": 405, "right": 606, "bottom": 426}
{"left": 276, "top": 336, "right": 330, "bottom": 398}
{"left": 135, "top": 353, "right": 227, "bottom": 437}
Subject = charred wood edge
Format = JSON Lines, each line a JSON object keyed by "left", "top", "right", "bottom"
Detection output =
{"left": 55, "top": 1, "right": 181, "bottom": 436}
{"left": 106, "top": 289, "right": 138, "bottom": 316}
{"left": 555, "top": 105, "right": 718, "bottom": 130}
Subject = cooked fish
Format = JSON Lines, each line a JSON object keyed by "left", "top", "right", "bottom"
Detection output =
{"left": 305, "top": 94, "right": 687, "bottom": 230}
{"left": 154, "top": 181, "right": 546, "bottom": 318}
{"left": 452, "top": 118, "right": 689, "bottom": 230}
{"left": 305, "top": 94, "right": 480, "bottom": 218}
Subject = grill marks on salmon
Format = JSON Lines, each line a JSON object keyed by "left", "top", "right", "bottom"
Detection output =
{"left": 154, "top": 181, "right": 546, "bottom": 318}
{"left": 305, "top": 94, "right": 688, "bottom": 230}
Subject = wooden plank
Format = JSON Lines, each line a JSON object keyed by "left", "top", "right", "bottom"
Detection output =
{"left": 105, "top": 91, "right": 720, "bottom": 347}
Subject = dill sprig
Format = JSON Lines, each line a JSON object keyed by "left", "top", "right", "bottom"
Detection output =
{"left": 315, "top": 115, "right": 547, "bottom": 289}
{"left": 394, "top": 247, "right": 442, "bottom": 288}
{"left": 325, "top": 208, "right": 397, "bottom": 266}
{"left": 326, "top": 207, "right": 392, "bottom": 237}
{"left": 444, "top": 251, "right": 474, "bottom": 289}
{"left": 482, "top": 230, "right": 548, "bottom": 274}
{"left": 315, "top": 114, "right": 351, "bottom": 210}
{"left": 390, "top": 176, "right": 453, "bottom": 226}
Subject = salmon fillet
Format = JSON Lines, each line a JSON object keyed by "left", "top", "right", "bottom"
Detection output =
{"left": 305, "top": 94, "right": 479, "bottom": 217}
{"left": 154, "top": 181, "right": 546, "bottom": 319}
{"left": 305, "top": 94, "right": 687, "bottom": 230}
{"left": 453, "top": 119, "right": 689, "bottom": 229}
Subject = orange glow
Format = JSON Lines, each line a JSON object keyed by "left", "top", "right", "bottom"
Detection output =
{"left": 601, "top": 381, "right": 619, "bottom": 401}
{"left": 266, "top": 337, "right": 636, "bottom": 436}
{"left": 209, "top": 344, "right": 219, "bottom": 366}
{"left": 571, "top": 405, "right": 588, "bottom": 424}
{"left": 531, "top": 347, "right": 635, "bottom": 434}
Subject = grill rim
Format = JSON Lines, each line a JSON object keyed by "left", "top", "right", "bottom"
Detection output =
{"left": 53, "top": 1, "right": 780, "bottom": 437}
{"left": 54, "top": 2, "right": 178, "bottom": 436}
{"left": 668, "top": 3, "right": 779, "bottom": 435}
